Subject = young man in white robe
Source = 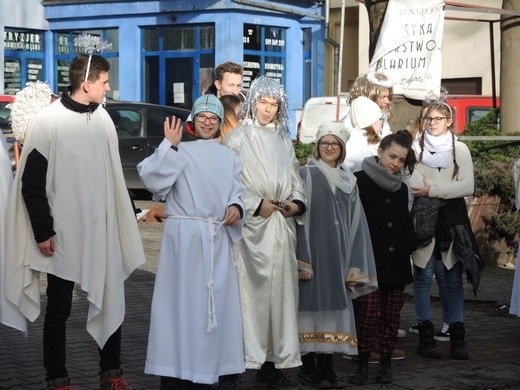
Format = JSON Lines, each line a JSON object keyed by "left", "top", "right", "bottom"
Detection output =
{"left": 1, "top": 54, "right": 145, "bottom": 390}
{"left": 138, "top": 94, "right": 245, "bottom": 390}
{"left": 222, "top": 76, "right": 306, "bottom": 389}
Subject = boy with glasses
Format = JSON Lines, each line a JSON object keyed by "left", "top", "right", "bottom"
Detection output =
{"left": 138, "top": 94, "right": 245, "bottom": 389}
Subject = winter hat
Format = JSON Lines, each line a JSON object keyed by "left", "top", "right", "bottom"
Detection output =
{"left": 316, "top": 121, "right": 350, "bottom": 146}
{"left": 350, "top": 96, "right": 382, "bottom": 129}
{"left": 191, "top": 94, "right": 223, "bottom": 122}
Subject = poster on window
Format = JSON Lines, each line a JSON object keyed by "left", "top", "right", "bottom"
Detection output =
{"left": 4, "top": 59, "right": 21, "bottom": 94}
{"left": 57, "top": 60, "right": 70, "bottom": 94}
{"left": 27, "top": 59, "right": 43, "bottom": 82}
{"left": 242, "top": 55, "right": 261, "bottom": 90}
{"left": 368, "top": 0, "right": 445, "bottom": 100}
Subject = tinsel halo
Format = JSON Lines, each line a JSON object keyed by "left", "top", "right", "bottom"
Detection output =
{"left": 366, "top": 71, "right": 395, "bottom": 89}
{"left": 240, "top": 76, "right": 289, "bottom": 134}
{"left": 74, "top": 33, "right": 112, "bottom": 54}
{"left": 8, "top": 81, "right": 53, "bottom": 144}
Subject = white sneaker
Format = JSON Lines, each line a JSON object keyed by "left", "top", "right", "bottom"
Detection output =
{"left": 434, "top": 322, "right": 450, "bottom": 342}
{"left": 408, "top": 323, "right": 419, "bottom": 334}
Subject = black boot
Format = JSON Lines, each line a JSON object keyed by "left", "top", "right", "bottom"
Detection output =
{"left": 347, "top": 352, "right": 369, "bottom": 385}
{"left": 298, "top": 353, "right": 327, "bottom": 388}
{"left": 218, "top": 374, "right": 241, "bottom": 389}
{"left": 449, "top": 322, "right": 469, "bottom": 360}
{"left": 256, "top": 361, "right": 300, "bottom": 389}
{"left": 376, "top": 352, "right": 392, "bottom": 383}
{"left": 316, "top": 353, "right": 346, "bottom": 388}
{"left": 160, "top": 377, "right": 192, "bottom": 390}
{"left": 417, "top": 320, "right": 443, "bottom": 359}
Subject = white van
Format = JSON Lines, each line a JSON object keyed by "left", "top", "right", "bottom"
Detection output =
{"left": 297, "top": 95, "right": 350, "bottom": 144}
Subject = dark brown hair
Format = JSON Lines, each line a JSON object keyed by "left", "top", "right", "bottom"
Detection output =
{"left": 69, "top": 54, "right": 110, "bottom": 92}
{"left": 219, "top": 94, "right": 244, "bottom": 140}
{"left": 215, "top": 62, "right": 243, "bottom": 82}
{"left": 379, "top": 130, "right": 416, "bottom": 174}
{"left": 364, "top": 124, "right": 381, "bottom": 145}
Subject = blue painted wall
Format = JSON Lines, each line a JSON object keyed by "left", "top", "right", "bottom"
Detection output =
{"left": 36, "top": 0, "right": 325, "bottom": 136}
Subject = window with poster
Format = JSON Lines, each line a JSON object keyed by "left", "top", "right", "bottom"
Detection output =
{"left": 53, "top": 29, "right": 119, "bottom": 97}
{"left": 242, "top": 24, "right": 286, "bottom": 90}
{"left": 4, "top": 29, "right": 45, "bottom": 95}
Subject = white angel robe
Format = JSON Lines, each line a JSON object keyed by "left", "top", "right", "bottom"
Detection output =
{"left": 138, "top": 138, "right": 245, "bottom": 384}
{"left": 510, "top": 159, "right": 520, "bottom": 316}
{"left": 222, "top": 120, "right": 306, "bottom": 369}
{"left": 0, "top": 134, "right": 25, "bottom": 329}
{"left": 1, "top": 100, "right": 145, "bottom": 347}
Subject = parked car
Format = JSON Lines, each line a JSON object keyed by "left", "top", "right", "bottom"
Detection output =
{"left": 1, "top": 97, "right": 190, "bottom": 188}
{"left": 446, "top": 95, "right": 500, "bottom": 133}
{"left": 104, "top": 100, "right": 190, "bottom": 189}
{"left": 0, "top": 95, "right": 15, "bottom": 136}
{"left": 297, "top": 95, "right": 350, "bottom": 144}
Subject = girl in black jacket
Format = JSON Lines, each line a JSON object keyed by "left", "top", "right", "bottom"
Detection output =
{"left": 349, "top": 130, "right": 417, "bottom": 385}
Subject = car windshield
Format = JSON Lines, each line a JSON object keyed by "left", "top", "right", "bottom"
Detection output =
{"left": 0, "top": 102, "right": 11, "bottom": 126}
{"left": 303, "top": 104, "right": 345, "bottom": 129}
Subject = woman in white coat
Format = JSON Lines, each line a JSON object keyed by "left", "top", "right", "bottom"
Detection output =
{"left": 410, "top": 100, "right": 482, "bottom": 361}
{"left": 344, "top": 96, "right": 383, "bottom": 173}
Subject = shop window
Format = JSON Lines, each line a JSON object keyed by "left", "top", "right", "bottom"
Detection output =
{"left": 54, "top": 29, "right": 119, "bottom": 96}
{"left": 243, "top": 24, "right": 286, "bottom": 89}
{"left": 143, "top": 30, "right": 159, "bottom": 52}
{"left": 4, "top": 29, "right": 45, "bottom": 94}
{"left": 164, "top": 27, "right": 196, "bottom": 51}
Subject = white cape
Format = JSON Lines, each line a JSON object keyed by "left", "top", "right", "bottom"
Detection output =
{"left": 1, "top": 100, "right": 145, "bottom": 347}
{"left": 0, "top": 134, "right": 26, "bottom": 331}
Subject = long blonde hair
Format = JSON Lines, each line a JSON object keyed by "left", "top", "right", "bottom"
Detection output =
{"left": 348, "top": 72, "right": 393, "bottom": 116}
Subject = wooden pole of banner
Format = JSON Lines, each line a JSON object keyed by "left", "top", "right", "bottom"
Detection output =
{"left": 13, "top": 142, "right": 20, "bottom": 170}
{"left": 336, "top": 0, "right": 346, "bottom": 121}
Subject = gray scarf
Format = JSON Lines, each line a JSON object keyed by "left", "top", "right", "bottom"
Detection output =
{"left": 361, "top": 155, "right": 403, "bottom": 193}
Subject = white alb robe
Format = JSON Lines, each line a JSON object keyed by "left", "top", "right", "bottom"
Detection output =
{"left": 510, "top": 159, "right": 520, "bottom": 316}
{"left": 138, "top": 138, "right": 245, "bottom": 384}
{"left": 0, "top": 134, "right": 25, "bottom": 330}
{"left": 222, "top": 121, "right": 306, "bottom": 369}
{"left": 2, "top": 100, "right": 145, "bottom": 347}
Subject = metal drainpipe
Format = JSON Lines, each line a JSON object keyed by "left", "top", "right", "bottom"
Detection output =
{"left": 325, "top": 0, "right": 340, "bottom": 96}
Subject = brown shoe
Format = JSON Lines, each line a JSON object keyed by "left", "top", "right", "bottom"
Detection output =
{"left": 99, "top": 369, "right": 131, "bottom": 390}
{"left": 390, "top": 349, "right": 405, "bottom": 360}
{"left": 373, "top": 344, "right": 405, "bottom": 360}
{"left": 47, "top": 377, "right": 75, "bottom": 390}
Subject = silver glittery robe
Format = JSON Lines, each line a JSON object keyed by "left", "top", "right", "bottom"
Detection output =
{"left": 223, "top": 120, "right": 306, "bottom": 369}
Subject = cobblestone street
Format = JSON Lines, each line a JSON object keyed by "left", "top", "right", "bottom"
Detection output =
{"left": 1, "top": 206, "right": 520, "bottom": 389}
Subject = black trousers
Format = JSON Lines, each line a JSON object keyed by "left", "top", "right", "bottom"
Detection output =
{"left": 44, "top": 273, "right": 122, "bottom": 380}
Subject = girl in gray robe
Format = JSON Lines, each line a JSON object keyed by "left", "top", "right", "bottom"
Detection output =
{"left": 297, "top": 121, "right": 378, "bottom": 389}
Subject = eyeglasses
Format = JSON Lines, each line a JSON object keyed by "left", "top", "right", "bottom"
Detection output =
{"left": 318, "top": 142, "right": 341, "bottom": 150}
{"left": 195, "top": 114, "right": 219, "bottom": 125}
{"left": 423, "top": 116, "right": 446, "bottom": 124}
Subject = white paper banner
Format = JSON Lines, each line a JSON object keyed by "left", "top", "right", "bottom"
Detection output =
{"left": 369, "top": 0, "right": 445, "bottom": 100}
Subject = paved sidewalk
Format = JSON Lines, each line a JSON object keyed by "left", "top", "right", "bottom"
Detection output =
{"left": 1, "top": 218, "right": 520, "bottom": 389}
